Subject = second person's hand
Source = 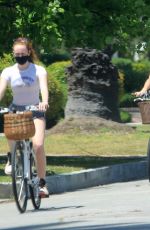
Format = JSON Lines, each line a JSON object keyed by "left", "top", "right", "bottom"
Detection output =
{"left": 132, "top": 90, "right": 147, "bottom": 97}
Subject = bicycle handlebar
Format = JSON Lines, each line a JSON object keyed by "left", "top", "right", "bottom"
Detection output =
{"left": 0, "top": 105, "right": 39, "bottom": 114}
{"left": 133, "top": 97, "right": 150, "bottom": 103}
{"left": 25, "top": 105, "right": 39, "bottom": 111}
{"left": 0, "top": 107, "right": 9, "bottom": 113}
{"left": 133, "top": 90, "right": 150, "bottom": 103}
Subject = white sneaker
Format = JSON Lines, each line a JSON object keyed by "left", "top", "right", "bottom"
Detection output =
{"left": 39, "top": 178, "right": 49, "bottom": 198}
{"left": 4, "top": 152, "right": 12, "bottom": 175}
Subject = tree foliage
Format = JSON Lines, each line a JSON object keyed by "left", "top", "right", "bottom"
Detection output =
{"left": 59, "top": 0, "right": 150, "bottom": 54}
{"left": 0, "top": 0, "right": 64, "bottom": 54}
{"left": 0, "top": 0, "right": 150, "bottom": 55}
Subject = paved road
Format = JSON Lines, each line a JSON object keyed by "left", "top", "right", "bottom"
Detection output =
{"left": 1, "top": 179, "right": 150, "bottom": 229}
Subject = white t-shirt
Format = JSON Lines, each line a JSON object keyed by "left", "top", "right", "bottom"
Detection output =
{"left": 0, "top": 63, "right": 47, "bottom": 105}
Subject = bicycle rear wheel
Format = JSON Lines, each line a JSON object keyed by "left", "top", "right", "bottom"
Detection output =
{"left": 12, "top": 141, "right": 28, "bottom": 213}
{"left": 29, "top": 148, "right": 41, "bottom": 209}
{"left": 147, "top": 138, "right": 150, "bottom": 181}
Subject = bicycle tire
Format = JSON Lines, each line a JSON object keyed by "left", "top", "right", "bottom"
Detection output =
{"left": 12, "top": 141, "right": 28, "bottom": 213}
{"left": 147, "top": 138, "right": 150, "bottom": 181}
{"left": 29, "top": 145, "right": 41, "bottom": 209}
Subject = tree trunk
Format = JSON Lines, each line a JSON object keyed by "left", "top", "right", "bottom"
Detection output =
{"left": 65, "top": 48, "right": 121, "bottom": 122}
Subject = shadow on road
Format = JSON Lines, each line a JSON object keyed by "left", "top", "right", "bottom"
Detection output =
{"left": 3, "top": 222, "right": 150, "bottom": 230}
{"left": 27, "top": 205, "right": 84, "bottom": 213}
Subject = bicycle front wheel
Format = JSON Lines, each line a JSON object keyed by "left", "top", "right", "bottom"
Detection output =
{"left": 29, "top": 150, "right": 41, "bottom": 209}
{"left": 12, "top": 141, "right": 28, "bottom": 213}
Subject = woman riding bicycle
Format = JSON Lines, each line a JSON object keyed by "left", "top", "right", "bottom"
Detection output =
{"left": 0, "top": 37, "right": 49, "bottom": 198}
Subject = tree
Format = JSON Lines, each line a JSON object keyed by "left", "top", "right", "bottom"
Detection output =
{"left": 59, "top": 0, "right": 150, "bottom": 56}
{"left": 0, "top": 0, "right": 64, "bottom": 54}
{"left": 0, "top": 0, "right": 150, "bottom": 56}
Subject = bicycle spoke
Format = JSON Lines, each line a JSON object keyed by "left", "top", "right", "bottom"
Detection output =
{"left": 12, "top": 141, "right": 28, "bottom": 213}
{"left": 18, "top": 180, "right": 25, "bottom": 202}
{"left": 29, "top": 148, "right": 41, "bottom": 209}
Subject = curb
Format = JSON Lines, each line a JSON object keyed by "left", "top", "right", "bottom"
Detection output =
{"left": 0, "top": 160, "right": 147, "bottom": 199}
{"left": 47, "top": 160, "right": 147, "bottom": 193}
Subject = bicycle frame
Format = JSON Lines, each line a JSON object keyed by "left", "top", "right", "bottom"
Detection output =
{"left": 23, "top": 140, "right": 31, "bottom": 180}
{"left": 23, "top": 140, "right": 39, "bottom": 188}
{"left": 0, "top": 106, "right": 41, "bottom": 212}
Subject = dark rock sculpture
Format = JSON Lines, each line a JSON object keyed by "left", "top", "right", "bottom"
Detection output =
{"left": 65, "top": 48, "right": 120, "bottom": 122}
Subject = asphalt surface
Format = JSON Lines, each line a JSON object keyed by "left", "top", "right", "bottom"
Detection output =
{"left": 1, "top": 180, "right": 150, "bottom": 229}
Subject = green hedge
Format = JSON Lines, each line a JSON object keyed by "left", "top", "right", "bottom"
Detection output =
{"left": 40, "top": 53, "right": 70, "bottom": 65}
{"left": 47, "top": 61, "right": 71, "bottom": 86}
{"left": 0, "top": 54, "right": 14, "bottom": 132}
{"left": 0, "top": 53, "right": 14, "bottom": 107}
{"left": 46, "top": 74, "right": 65, "bottom": 127}
{"left": 131, "top": 61, "right": 150, "bottom": 91}
{"left": 119, "top": 93, "right": 135, "bottom": 108}
{"left": 46, "top": 61, "right": 71, "bottom": 127}
{"left": 120, "top": 109, "right": 132, "bottom": 123}
{"left": 112, "top": 57, "right": 150, "bottom": 107}
{"left": 112, "top": 58, "right": 150, "bottom": 93}
{"left": 0, "top": 53, "right": 14, "bottom": 72}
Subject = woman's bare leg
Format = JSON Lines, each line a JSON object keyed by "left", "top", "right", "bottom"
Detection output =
{"left": 7, "top": 139, "right": 15, "bottom": 151}
{"left": 32, "top": 118, "right": 46, "bottom": 179}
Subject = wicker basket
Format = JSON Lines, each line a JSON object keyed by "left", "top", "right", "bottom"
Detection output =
{"left": 138, "top": 101, "right": 150, "bottom": 124}
{"left": 4, "top": 111, "right": 35, "bottom": 140}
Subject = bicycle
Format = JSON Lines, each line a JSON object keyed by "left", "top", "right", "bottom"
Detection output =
{"left": 0, "top": 105, "right": 41, "bottom": 213}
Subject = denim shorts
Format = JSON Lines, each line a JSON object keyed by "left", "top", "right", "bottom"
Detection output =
{"left": 9, "top": 103, "right": 45, "bottom": 119}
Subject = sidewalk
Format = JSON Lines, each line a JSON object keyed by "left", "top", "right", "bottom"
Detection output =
{"left": 0, "top": 159, "right": 147, "bottom": 200}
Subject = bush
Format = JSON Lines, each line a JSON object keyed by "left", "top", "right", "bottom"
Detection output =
{"left": 47, "top": 60, "right": 71, "bottom": 85}
{"left": 118, "top": 71, "right": 125, "bottom": 100}
{"left": 119, "top": 93, "right": 135, "bottom": 107}
{"left": 46, "top": 61, "right": 71, "bottom": 125}
{"left": 0, "top": 54, "right": 14, "bottom": 132}
{"left": 46, "top": 74, "right": 67, "bottom": 128}
{"left": 0, "top": 54, "right": 14, "bottom": 106}
{"left": 112, "top": 58, "right": 150, "bottom": 107}
{"left": 40, "top": 53, "right": 70, "bottom": 65}
{"left": 131, "top": 60, "right": 150, "bottom": 91}
{"left": 0, "top": 53, "right": 14, "bottom": 72}
{"left": 120, "top": 110, "right": 132, "bottom": 123}
{"left": 112, "top": 58, "right": 150, "bottom": 93}
{"left": 112, "top": 57, "right": 132, "bottom": 71}
{"left": 112, "top": 58, "right": 133, "bottom": 93}
{"left": 0, "top": 87, "right": 13, "bottom": 107}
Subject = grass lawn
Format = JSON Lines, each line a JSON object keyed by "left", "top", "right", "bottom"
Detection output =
{"left": 0, "top": 122, "right": 149, "bottom": 182}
